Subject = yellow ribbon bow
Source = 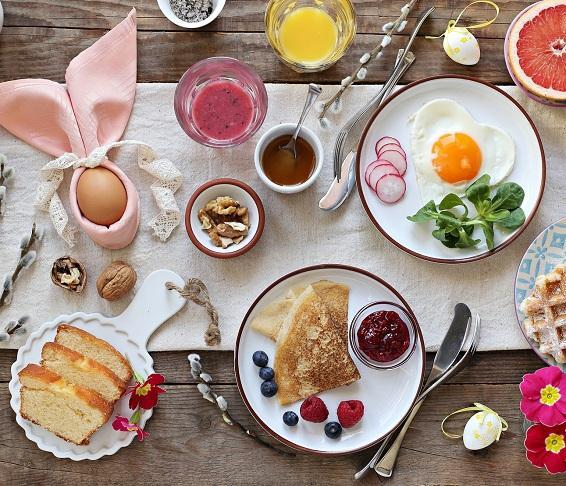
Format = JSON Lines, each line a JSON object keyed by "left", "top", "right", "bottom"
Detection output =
{"left": 427, "top": 1, "right": 500, "bottom": 40}
{"left": 441, "top": 402, "right": 508, "bottom": 442}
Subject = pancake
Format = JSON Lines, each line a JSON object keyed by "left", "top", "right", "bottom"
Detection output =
{"left": 274, "top": 286, "right": 360, "bottom": 405}
{"left": 251, "top": 280, "right": 349, "bottom": 342}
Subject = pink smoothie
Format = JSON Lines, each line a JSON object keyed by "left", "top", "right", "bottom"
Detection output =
{"left": 192, "top": 79, "right": 254, "bottom": 141}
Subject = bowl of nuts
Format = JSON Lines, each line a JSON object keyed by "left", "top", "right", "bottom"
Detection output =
{"left": 185, "top": 178, "right": 265, "bottom": 259}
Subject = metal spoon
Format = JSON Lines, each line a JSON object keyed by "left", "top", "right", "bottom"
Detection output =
{"left": 354, "top": 303, "right": 472, "bottom": 480}
{"left": 280, "top": 83, "right": 322, "bottom": 159}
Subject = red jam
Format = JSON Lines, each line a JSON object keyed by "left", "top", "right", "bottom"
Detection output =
{"left": 357, "top": 310, "right": 410, "bottom": 362}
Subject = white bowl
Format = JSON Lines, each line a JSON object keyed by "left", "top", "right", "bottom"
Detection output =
{"left": 254, "top": 123, "right": 324, "bottom": 194}
{"left": 156, "top": 0, "right": 225, "bottom": 29}
{"left": 185, "top": 178, "right": 265, "bottom": 259}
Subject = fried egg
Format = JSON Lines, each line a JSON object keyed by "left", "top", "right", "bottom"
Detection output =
{"left": 410, "top": 98, "right": 515, "bottom": 203}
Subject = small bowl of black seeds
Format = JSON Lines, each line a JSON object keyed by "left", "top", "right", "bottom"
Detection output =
{"left": 157, "top": 0, "right": 225, "bottom": 29}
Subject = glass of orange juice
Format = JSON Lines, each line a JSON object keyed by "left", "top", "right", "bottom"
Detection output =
{"left": 265, "top": 0, "right": 357, "bottom": 73}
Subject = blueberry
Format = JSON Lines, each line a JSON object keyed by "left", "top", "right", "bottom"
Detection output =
{"left": 252, "top": 350, "right": 269, "bottom": 367}
{"left": 260, "top": 380, "right": 278, "bottom": 397}
{"left": 283, "top": 411, "right": 299, "bottom": 426}
{"left": 259, "top": 366, "right": 274, "bottom": 380}
{"left": 324, "top": 421, "right": 342, "bottom": 439}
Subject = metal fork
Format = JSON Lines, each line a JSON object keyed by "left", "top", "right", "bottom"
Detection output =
{"left": 333, "top": 6, "right": 436, "bottom": 180}
{"left": 373, "top": 314, "right": 481, "bottom": 478}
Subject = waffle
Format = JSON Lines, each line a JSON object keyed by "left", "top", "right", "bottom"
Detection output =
{"left": 520, "top": 264, "right": 566, "bottom": 363}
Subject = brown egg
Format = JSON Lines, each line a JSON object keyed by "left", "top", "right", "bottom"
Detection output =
{"left": 76, "top": 167, "right": 127, "bottom": 226}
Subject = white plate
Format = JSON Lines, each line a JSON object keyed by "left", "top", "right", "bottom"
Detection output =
{"left": 357, "top": 76, "right": 545, "bottom": 264}
{"left": 9, "top": 269, "right": 186, "bottom": 460}
{"left": 514, "top": 217, "right": 566, "bottom": 369}
{"left": 234, "top": 264, "right": 425, "bottom": 455}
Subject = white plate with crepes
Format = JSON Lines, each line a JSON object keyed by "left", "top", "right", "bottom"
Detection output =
{"left": 9, "top": 269, "right": 186, "bottom": 460}
{"left": 514, "top": 217, "right": 566, "bottom": 369}
{"left": 356, "top": 75, "right": 545, "bottom": 264}
{"left": 234, "top": 264, "right": 425, "bottom": 455}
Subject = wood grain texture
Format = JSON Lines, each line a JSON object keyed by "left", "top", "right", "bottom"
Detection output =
{"left": 1, "top": 378, "right": 562, "bottom": 485}
{"left": 0, "top": 0, "right": 555, "bottom": 483}
{"left": 0, "top": 350, "right": 548, "bottom": 384}
{"left": 0, "top": 28, "right": 512, "bottom": 84}
{"left": 1, "top": 0, "right": 531, "bottom": 34}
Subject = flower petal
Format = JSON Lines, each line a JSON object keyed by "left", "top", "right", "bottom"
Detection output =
{"left": 521, "top": 398, "right": 543, "bottom": 422}
{"left": 525, "top": 424, "right": 550, "bottom": 452}
{"left": 542, "top": 366, "right": 565, "bottom": 388}
{"left": 520, "top": 374, "right": 545, "bottom": 399}
{"left": 543, "top": 451, "right": 566, "bottom": 474}
{"left": 539, "top": 405, "right": 566, "bottom": 427}
{"left": 147, "top": 373, "right": 165, "bottom": 385}
{"left": 526, "top": 448, "right": 546, "bottom": 468}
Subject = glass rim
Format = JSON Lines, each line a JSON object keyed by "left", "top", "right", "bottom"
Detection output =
{"left": 264, "top": 0, "right": 357, "bottom": 73}
{"left": 349, "top": 301, "right": 418, "bottom": 370}
{"left": 174, "top": 57, "right": 268, "bottom": 148}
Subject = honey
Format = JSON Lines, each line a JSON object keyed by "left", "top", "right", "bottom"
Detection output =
{"left": 261, "top": 135, "right": 316, "bottom": 186}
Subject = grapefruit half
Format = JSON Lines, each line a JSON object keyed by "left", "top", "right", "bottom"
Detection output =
{"left": 507, "top": 0, "right": 566, "bottom": 103}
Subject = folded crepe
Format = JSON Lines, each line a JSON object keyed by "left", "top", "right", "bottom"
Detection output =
{"left": 274, "top": 285, "right": 360, "bottom": 405}
{"left": 251, "top": 280, "right": 349, "bottom": 342}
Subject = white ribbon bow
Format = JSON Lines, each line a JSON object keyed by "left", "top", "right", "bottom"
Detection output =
{"left": 35, "top": 140, "right": 183, "bottom": 247}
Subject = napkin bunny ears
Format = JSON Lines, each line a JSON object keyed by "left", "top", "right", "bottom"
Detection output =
{"left": 0, "top": 9, "right": 182, "bottom": 249}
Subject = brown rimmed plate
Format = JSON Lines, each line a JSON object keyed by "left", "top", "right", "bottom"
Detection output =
{"left": 356, "top": 75, "right": 545, "bottom": 264}
{"left": 185, "top": 178, "right": 265, "bottom": 259}
{"left": 234, "top": 264, "right": 425, "bottom": 455}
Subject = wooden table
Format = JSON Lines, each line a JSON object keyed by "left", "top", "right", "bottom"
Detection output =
{"left": 0, "top": 1, "right": 562, "bottom": 484}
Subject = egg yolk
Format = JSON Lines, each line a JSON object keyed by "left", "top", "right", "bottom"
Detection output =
{"left": 431, "top": 132, "right": 482, "bottom": 183}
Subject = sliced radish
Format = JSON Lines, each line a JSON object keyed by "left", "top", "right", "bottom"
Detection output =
{"left": 365, "top": 160, "right": 394, "bottom": 184}
{"left": 375, "top": 136, "right": 400, "bottom": 155}
{"left": 377, "top": 143, "right": 407, "bottom": 159}
{"left": 378, "top": 150, "right": 407, "bottom": 176}
{"left": 369, "top": 163, "right": 399, "bottom": 191}
{"left": 375, "top": 174, "right": 406, "bottom": 203}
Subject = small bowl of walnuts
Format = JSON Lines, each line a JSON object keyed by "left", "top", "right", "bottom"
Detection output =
{"left": 185, "top": 178, "right": 265, "bottom": 259}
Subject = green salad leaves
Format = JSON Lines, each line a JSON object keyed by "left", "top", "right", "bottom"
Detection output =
{"left": 407, "top": 175, "right": 526, "bottom": 250}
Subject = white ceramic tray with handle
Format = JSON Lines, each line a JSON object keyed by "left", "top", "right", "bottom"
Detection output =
{"left": 9, "top": 269, "right": 186, "bottom": 461}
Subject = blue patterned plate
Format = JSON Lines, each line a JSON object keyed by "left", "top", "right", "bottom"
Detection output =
{"left": 515, "top": 217, "right": 566, "bottom": 368}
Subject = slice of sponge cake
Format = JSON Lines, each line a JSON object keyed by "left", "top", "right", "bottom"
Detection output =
{"left": 41, "top": 342, "right": 126, "bottom": 402}
{"left": 19, "top": 364, "right": 113, "bottom": 445}
{"left": 55, "top": 325, "right": 132, "bottom": 384}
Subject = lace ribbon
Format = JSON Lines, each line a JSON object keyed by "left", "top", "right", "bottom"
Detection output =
{"left": 441, "top": 402, "right": 508, "bottom": 441}
{"left": 35, "top": 140, "right": 183, "bottom": 246}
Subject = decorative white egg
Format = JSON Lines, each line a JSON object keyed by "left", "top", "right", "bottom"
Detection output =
{"left": 443, "top": 27, "right": 481, "bottom": 65}
{"left": 462, "top": 411, "right": 502, "bottom": 450}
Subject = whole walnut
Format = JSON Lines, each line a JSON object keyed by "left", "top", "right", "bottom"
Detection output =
{"left": 96, "top": 261, "right": 137, "bottom": 301}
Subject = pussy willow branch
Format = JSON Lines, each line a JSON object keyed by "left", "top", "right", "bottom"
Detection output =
{"left": 0, "top": 223, "right": 41, "bottom": 308}
{"left": 318, "top": 0, "right": 419, "bottom": 120}
{"left": 189, "top": 354, "right": 295, "bottom": 458}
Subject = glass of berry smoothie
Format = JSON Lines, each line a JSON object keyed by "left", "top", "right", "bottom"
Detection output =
{"left": 174, "top": 57, "right": 268, "bottom": 148}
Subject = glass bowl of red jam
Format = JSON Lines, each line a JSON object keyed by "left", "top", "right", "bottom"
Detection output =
{"left": 349, "top": 302, "right": 417, "bottom": 370}
{"left": 174, "top": 57, "right": 268, "bottom": 148}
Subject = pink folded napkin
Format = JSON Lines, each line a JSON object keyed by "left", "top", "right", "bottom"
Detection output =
{"left": 0, "top": 9, "right": 140, "bottom": 249}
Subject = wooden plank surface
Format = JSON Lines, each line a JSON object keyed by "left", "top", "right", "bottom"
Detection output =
{"left": 0, "top": 0, "right": 517, "bottom": 84}
{"left": 0, "top": 350, "right": 561, "bottom": 485}
{"left": 0, "top": 0, "right": 559, "bottom": 484}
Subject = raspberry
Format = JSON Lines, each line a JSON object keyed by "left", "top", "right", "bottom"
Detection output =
{"left": 337, "top": 400, "right": 364, "bottom": 428}
{"left": 300, "top": 396, "right": 329, "bottom": 423}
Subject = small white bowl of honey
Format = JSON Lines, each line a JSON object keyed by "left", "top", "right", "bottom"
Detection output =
{"left": 254, "top": 123, "right": 323, "bottom": 194}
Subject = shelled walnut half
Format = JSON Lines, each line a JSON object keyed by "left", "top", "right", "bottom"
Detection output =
{"left": 51, "top": 257, "right": 87, "bottom": 293}
{"left": 198, "top": 196, "right": 249, "bottom": 249}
